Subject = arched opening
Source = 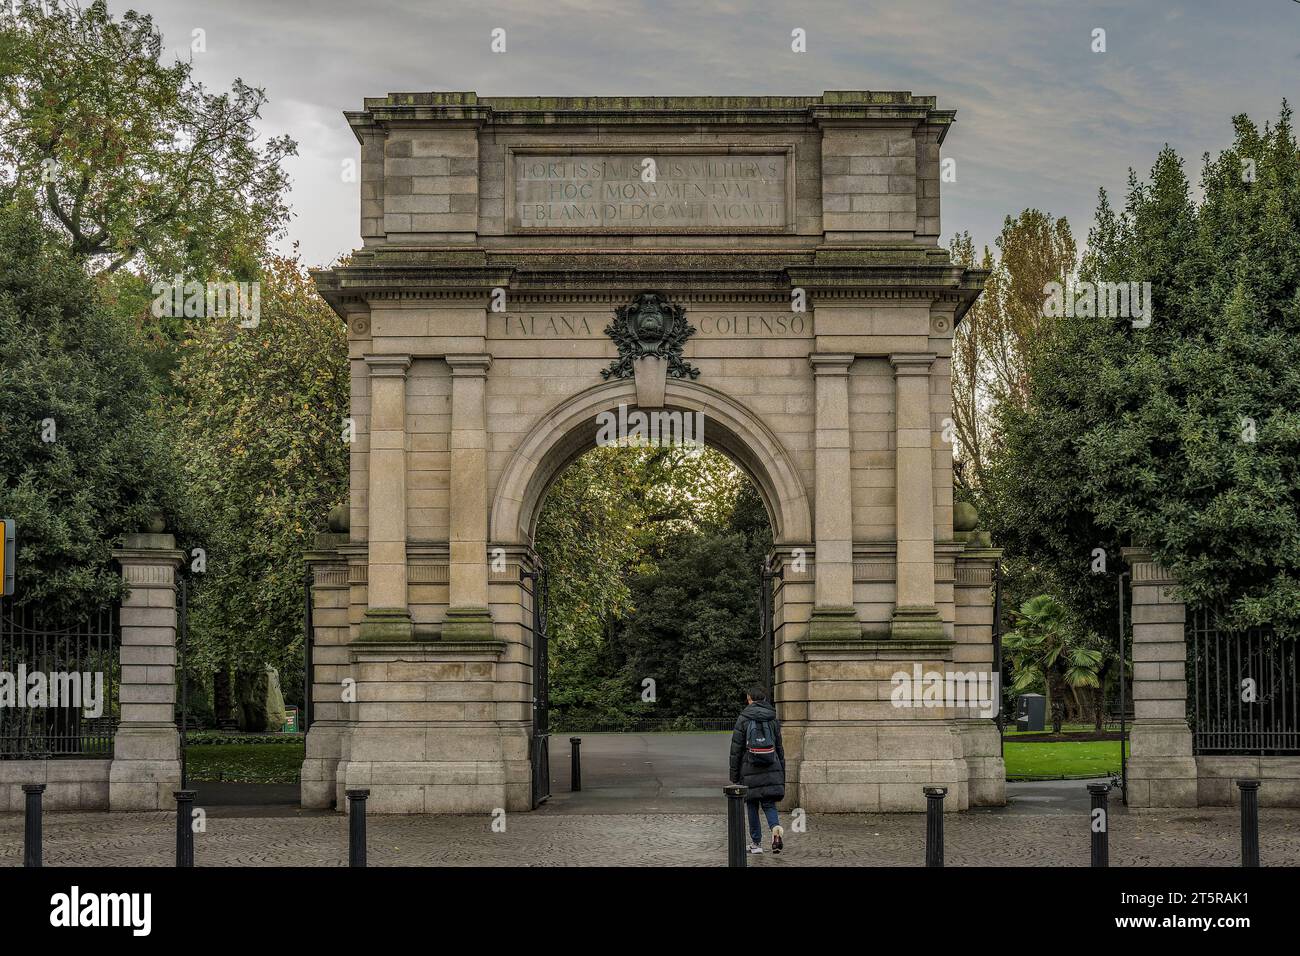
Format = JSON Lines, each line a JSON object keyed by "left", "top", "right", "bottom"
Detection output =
{"left": 490, "top": 379, "right": 812, "bottom": 548}
{"left": 489, "top": 380, "right": 810, "bottom": 810}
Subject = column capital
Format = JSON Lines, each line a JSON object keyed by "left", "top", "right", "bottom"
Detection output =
{"left": 446, "top": 353, "right": 493, "bottom": 376}
{"left": 808, "top": 352, "right": 854, "bottom": 375}
{"left": 1121, "top": 547, "right": 1178, "bottom": 586}
{"left": 363, "top": 353, "right": 412, "bottom": 377}
{"left": 889, "top": 352, "right": 937, "bottom": 375}
{"left": 113, "top": 535, "right": 185, "bottom": 585}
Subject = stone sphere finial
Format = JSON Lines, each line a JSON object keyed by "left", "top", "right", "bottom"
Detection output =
{"left": 327, "top": 503, "right": 350, "bottom": 533}
{"left": 145, "top": 511, "right": 167, "bottom": 534}
{"left": 954, "top": 501, "right": 979, "bottom": 533}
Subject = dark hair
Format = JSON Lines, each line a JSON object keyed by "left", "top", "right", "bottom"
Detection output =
{"left": 747, "top": 685, "right": 769, "bottom": 703}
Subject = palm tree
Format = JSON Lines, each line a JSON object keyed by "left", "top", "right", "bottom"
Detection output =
{"left": 1001, "top": 595, "right": 1104, "bottom": 726}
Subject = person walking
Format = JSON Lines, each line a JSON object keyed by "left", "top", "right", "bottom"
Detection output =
{"left": 729, "top": 685, "right": 785, "bottom": 854}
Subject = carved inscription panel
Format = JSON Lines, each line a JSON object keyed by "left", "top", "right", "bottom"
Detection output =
{"left": 509, "top": 149, "right": 791, "bottom": 233}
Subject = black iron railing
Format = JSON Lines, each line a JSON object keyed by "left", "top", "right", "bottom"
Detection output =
{"left": 0, "top": 603, "right": 120, "bottom": 758}
{"left": 520, "top": 557, "right": 550, "bottom": 807}
{"left": 1188, "top": 606, "right": 1298, "bottom": 755}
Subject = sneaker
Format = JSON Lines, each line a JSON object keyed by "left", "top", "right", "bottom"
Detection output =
{"left": 748, "top": 843, "right": 764, "bottom": 854}
{"left": 772, "top": 825, "right": 784, "bottom": 854}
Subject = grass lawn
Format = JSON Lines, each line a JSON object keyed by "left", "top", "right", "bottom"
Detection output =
{"left": 183, "top": 742, "right": 305, "bottom": 784}
{"left": 1003, "top": 740, "right": 1128, "bottom": 781}
{"left": 181, "top": 737, "right": 1123, "bottom": 785}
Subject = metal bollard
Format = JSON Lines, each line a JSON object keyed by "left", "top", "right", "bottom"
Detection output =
{"left": 22, "top": 784, "right": 45, "bottom": 868}
{"left": 923, "top": 786, "right": 946, "bottom": 867}
{"left": 347, "top": 788, "right": 369, "bottom": 867}
{"left": 570, "top": 737, "right": 582, "bottom": 792}
{"left": 1088, "top": 783, "right": 1110, "bottom": 867}
{"left": 724, "top": 784, "right": 748, "bottom": 868}
{"left": 174, "top": 790, "right": 196, "bottom": 867}
{"left": 1237, "top": 779, "right": 1260, "bottom": 868}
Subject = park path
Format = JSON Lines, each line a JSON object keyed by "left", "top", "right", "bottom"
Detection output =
{"left": 3, "top": 803, "right": 1299, "bottom": 866}
{"left": 7, "top": 733, "right": 1296, "bottom": 866}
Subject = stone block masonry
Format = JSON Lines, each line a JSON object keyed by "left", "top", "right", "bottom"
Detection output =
{"left": 309, "top": 91, "right": 994, "bottom": 813}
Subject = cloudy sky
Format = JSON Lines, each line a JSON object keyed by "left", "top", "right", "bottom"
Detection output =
{"left": 107, "top": 0, "right": 1298, "bottom": 267}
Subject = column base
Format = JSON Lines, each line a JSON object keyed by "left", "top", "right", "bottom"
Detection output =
{"left": 357, "top": 607, "right": 413, "bottom": 642}
{"left": 806, "top": 606, "right": 861, "bottom": 642}
{"left": 958, "top": 718, "right": 1006, "bottom": 806}
{"left": 337, "top": 637, "right": 527, "bottom": 812}
{"left": 798, "top": 719, "right": 970, "bottom": 812}
{"left": 890, "top": 605, "right": 945, "bottom": 641}
{"left": 1126, "top": 757, "right": 1199, "bottom": 807}
{"left": 441, "top": 606, "right": 495, "bottom": 641}
{"left": 338, "top": 724, "right": 532, "bottom": 813}
{"left": 300, "top": 721, "right": 346, "bottom": 809}
{"left": 109, "top": 724, "right": 181, "bottom": 811}
{"left": 1126, "top": 719, "right": 1198, "bottom": 807}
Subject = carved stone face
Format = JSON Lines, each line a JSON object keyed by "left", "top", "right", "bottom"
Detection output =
{"left": 631, "top": 293, "right": 667, "bottom": 343}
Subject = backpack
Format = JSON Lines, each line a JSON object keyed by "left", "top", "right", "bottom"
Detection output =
{"left": 746, "top": 717, "right": 778, "bottom": 767}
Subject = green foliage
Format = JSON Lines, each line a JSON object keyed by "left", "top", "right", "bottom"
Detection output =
{"left": 1002, "top": 595, "right": 1105, "bottom": 721}
{"left": 617, "top": 522, "right": 768, "bottom": 719}
{"left": 0, "top": 196, "right": 192, "bottom": 618}
{"left": 1003, "top": 740, "right": 1126, "bottom": 781}
{"left": 0, "top": 0, "right": 295, "bottom": 277}
{"left": 185, "top": 732, "right": 298, "bottom": 746}
{"left": 173, "top": 256, "right": 348, "bottom": 687}
{"left": 983, "top": 105, "right": 1300, "bottom": 635}
{"left": 183, "top": 741, "right": 304, "bottom": 783}
{"left": 537, "top": 446, "right": 771, "bottom": 728}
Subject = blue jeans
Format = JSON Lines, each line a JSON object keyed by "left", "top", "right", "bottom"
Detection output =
{"left": 746, "top": 799, "right": 779, "bottom": 844}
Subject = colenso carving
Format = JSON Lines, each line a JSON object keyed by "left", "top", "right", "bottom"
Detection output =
{"left": 601, "top": 292, "right": 700, "bottom": 381}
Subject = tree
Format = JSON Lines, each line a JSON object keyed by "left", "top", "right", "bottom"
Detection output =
{"left": 0, "top": 194, "right": 193, "bottom": 619}
{"left": 983, "top": 105, "right": 1300, "bottom": 635}
{"left": 536, "top": 445, "right": 772, "bottom": 728}
{"left": 616, "top": 482, "right": 772, "bottom": 720}
{"left": 949, "top": 211, "right": 1076, "bottom": 489}
{"left": 172, "top": 255, "right": 347, "bottom": 725}
{"left": 1001, "top": 595, "right": 1104, "bottom": 726}
{"left": 0, "top": 0, "right": 294, "bottom": 278}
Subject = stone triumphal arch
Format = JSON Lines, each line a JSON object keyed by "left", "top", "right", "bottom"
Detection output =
{"left": 306, "top": 91, "right": 1002, "bottom": 814}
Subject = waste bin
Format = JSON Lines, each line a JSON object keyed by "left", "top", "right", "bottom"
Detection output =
{"left": 1015, "top": 693, "right": 1046, "bottom": 732}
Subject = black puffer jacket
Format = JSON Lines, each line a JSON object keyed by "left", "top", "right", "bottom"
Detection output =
{"left": 729, "top": 701, "right": 786, "bottom": 802}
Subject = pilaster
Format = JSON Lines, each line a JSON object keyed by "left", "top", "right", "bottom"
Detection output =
{"left": 1121, "top": 547, "right": 1197, "bottom": 807}
{"left": 890, "top": 352, "right": 943, "bottom": 640}
{"left": 109, "top": 533, "right": 184, "bottom": 811}
{"left": 360, "top": 354, "right": 412, "bottom": 641}
{"left": 444, "top": 353, "right": 495, "bottom": 640}
{"left": 807, "top": 353, "right": 860, "bottom": 641}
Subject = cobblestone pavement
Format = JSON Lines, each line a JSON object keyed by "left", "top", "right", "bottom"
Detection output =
{"left": 3, "top": 805, "right": 1300, "bottom": 866}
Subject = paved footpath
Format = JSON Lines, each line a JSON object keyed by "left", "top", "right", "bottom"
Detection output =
{"left": 3, "top": 803, "right": 1300, "bottom": 867}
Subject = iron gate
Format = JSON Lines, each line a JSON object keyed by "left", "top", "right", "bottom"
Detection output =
{"left": 521, "top": 558, "right": 550, "bottom": 807}
{"left": 759, "top": 557, "right": 781, "bottom": 699}
{"left": 0, "top": 603, "right": 120, "bottom": 758}
{"left": 1188, "top": 606, "right": 1299, "bottom": 755}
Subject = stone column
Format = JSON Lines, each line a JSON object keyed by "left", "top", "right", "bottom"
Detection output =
{"left": 953, "top": 545, "right": 1006, "bottom": 807}
{"left": 300, "top": 529, "right": 349, "bottom": 809}
{"left": 1122, "top": 547, "right": 1197, "bottom": 807}
{"left": 890, "top": 353, "right": 943, "bottom": 640}
{"left": 360, "top": 354, "right": 412, "bottom": 641}
{"left": 444, "top": 354, "right": 494, "bottom": 640}
{"left": 109, "top": 533, "right": 184, "bottom": 811}
{"left": 807, "top": 353, "right": 859, "bottom": 641}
